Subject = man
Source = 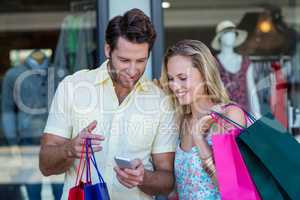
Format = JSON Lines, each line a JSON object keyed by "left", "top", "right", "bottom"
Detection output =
{"left": 39, "top": 8, "right": 178, "bottom": 200}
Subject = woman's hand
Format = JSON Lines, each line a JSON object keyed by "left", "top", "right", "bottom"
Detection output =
{"left": 191, "top": 115, "right": 215, "bottom": 143}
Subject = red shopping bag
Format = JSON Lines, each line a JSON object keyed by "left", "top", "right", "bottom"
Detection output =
{"left": 68, "top": 181, "right": 85, "bottom": 200}
{"left": 68, "top": 140, "right": 91, "bottom": 200}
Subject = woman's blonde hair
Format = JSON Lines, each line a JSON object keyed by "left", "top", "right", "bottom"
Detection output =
{"left": 160, "top": 39, "right": 230, "bottom": 119}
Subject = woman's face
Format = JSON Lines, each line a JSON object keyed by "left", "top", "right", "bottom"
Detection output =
{"left": 167, "top": 55, "right": 205, "bottom": 105}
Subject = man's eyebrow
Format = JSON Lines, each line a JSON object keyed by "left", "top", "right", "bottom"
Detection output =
{"left": 118, "top": 56, "right": 128, "bottom": 60}
{"left": 137, "top": 57, "right": 148, "bottom": 61}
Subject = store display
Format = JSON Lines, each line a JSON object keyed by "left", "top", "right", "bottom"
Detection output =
{"left": 211, "top": 20, "right": 261, "bottom": 117}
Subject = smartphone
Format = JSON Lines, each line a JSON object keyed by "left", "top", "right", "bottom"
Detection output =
{"left": 114, "top": 156, "right": 134, "bottom": 169}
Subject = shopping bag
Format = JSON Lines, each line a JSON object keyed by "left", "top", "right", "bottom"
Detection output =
{"left": 68, "top": 181, "right": 85, "bottom": 200}
{"left": 236, "top": 135, "right": 291, "bottom": 200}
{"left": 211, "top": 112, "right": 261, "bottom": 200}
{"left": 68, "top": 140, "right": 88, "bottom": 200}
{"left": 84, "top": 139, "right": 110, "bottom": 200}
{"left": 213, "top": 108, "right": 300, "bottom": 200}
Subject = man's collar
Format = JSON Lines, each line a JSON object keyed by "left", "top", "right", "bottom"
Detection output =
{"left": 94, "top": 60, "right": 150, "bottom": 92}
{"left": 94, "top": 60, "right": 110, "bottom": 85}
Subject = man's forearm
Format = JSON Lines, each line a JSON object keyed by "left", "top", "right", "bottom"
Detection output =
{"left": 39, "top": 141, "right": 74, "bottom": 176}
{"left": 138, "top": 169, "right": 175, "bottom": 196}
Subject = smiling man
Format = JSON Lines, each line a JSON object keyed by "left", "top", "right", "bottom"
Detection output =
{"left": 39, "top": 8, "right": 179, "bottom": 200}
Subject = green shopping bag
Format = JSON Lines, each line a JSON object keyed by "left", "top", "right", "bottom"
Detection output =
{"left": 236, "top": 136, "right": 291, "bottom": 200}
{"left": 214, "top": 110, "right": 300, "bottom": 200}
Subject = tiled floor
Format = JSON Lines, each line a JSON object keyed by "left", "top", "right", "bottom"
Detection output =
{"left": 0, "top": 146, "right": 63, "bottom": 200}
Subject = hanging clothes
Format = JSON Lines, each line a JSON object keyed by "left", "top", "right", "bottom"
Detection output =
{"left": 2, "top": 55, "right": 49, "bottom": 144}
{"left": 251, "top": 57, "right": 291, "bottom": 125}
{"left": 270, "top": 62, "right": 288, "bottom": 128}
{"left": 75, "top": 11, "right": 97, "bottom": 71}
{"left": 1, "top": 53, "right": 63, "bottom": 145}
{"left": 252, "top": 60, "right": 273, "bottom": 115}
{"left": 216, "top": 56, "right": 251, "bottom": 110}
{"left": 53, "top": 12, "right": 96, "bottom": 74}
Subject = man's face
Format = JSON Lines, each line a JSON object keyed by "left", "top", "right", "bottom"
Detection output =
{"left": 105, "top": 37, "right": 149, "bottom": 89}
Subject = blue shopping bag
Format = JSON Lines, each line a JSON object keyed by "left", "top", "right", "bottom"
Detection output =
{"left": 84, "top": 139, "right": 110, "bottom": 200}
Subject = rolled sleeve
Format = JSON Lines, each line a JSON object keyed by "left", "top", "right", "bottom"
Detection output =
{"left": 44, "top": 77, "right": 72, "bottom": 139}
{"left": 152, "top": 97, "right": 179, "bottom": 154}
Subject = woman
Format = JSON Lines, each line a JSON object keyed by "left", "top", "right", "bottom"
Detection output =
{"left": 160, "top": 40, "right": 246, "bottom": 200}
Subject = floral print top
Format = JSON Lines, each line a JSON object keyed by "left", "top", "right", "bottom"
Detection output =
{"left": 174, "top": 136, "right": 220, "bottom": 200}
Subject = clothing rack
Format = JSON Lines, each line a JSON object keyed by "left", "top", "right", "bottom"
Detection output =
{"left": 249, "top": 55, "right": 292, "bottom": 67}
{"left": 249, "top": 55, "right": 292, "bottom": 83}
{"left": 70, "top": 0, "right": 96, "bottom": 12}
{"left": 249, "top": 55, "right": 294, "bottom": 132}
{"left": 249, "top": 55, "right": 291, "bottom": 60}
{"left": 54, "top": 1, "right": 97, "bottom": 75}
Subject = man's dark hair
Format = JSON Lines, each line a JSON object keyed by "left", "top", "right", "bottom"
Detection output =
{"left": 105, "top": 8, "right": 157, "bottom": 54}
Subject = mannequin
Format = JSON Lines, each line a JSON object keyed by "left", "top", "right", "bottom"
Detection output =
{"left": 2, "top": 50, "right": 49, "bottom": 145}
{"left": 31, "top": 50, "right": 46, "bottom": 65}
{"left": 212, "top": 20, "right": 261, "bottom": 117}
{"left": 1, "top": 50, "right": 63, "bottom": 200}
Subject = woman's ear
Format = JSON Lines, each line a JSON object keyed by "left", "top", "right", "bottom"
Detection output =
{"left": 104, "top": 43, "right": 111, "bottom": 59}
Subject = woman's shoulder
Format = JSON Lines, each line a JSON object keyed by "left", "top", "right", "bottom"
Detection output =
{"left": 210, "top": 103, "right": 247, "bottom": 134}
{"left": 223, "top": 105, "right": 246, "bottom": 127}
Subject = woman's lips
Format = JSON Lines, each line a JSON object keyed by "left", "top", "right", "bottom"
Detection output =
{"left": 175, "top": 91, "right": 188, "bottom": 98}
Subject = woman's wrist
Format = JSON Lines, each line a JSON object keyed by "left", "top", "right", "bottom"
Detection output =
{"left": 194, "top": 133, "right": 207, "bottom": 148}
{"left": 201, "top": 155, "right": 217, "bottom": 179}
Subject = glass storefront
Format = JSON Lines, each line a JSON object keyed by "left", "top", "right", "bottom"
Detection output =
{"left": 0, "top": 0, "right": 98, "bottom": 199}
{"left": 164, "top": 0, "right": 300, "bottom": 140}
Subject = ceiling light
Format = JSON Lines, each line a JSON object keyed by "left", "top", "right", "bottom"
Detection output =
{"left": 162, "top": 2, "right": 171, "bottom": 9}
{"left": 259, "top": 20, "right": 272, "bottom": 33}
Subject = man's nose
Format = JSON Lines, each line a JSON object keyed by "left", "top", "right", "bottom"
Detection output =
{"left": 127, "top": 65, "right": 138, "bottom": 77}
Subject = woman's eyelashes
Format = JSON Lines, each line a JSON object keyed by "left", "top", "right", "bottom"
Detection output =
{"left": 167, "top": 76, "right": 174, "bottom": 82}
{"left": 167, "top": 75, "right": 187, "bottom": 82}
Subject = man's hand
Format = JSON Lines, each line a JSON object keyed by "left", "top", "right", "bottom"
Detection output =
{"left": 66, "top": 120, "right": 105, "bottom": 158}
{"left": 114, "top": 159, "right": 144, "bottom": 188}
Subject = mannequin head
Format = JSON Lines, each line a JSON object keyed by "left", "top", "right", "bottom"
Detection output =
{"left": 219, "top": 30, "right": 237, "bottom": 49}
{"left": 211, "top": 20, "right": 248, "bottom": 51}
{"left": 26, "top": 50, "right": 49, "bottom": 69}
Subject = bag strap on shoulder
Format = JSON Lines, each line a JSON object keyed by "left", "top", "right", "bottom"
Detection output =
{"left": 210, "top": 103, "right": 256, "bottom": 130}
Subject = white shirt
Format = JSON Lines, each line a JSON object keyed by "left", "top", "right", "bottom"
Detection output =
{"left": 44, "top": 60, "right": 179, "bottom": 200}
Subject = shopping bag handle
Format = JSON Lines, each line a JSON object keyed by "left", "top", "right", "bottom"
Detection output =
{"left": 85, "top": 139, "right": 105, "bottom": 183}
{"left": 85, "top": 140, "right": 92, "bottom": 184}
{"left": 75, "top": 140, "right": 86, "bottom": 186}
{"left": 211, "top": 111, "right": 245, "bottom": 130}
{"left": 210, "top": 103, "right": 256, "bottom": 130}
{"left": 223, "top": 103, "right": 256, "bottom": 122}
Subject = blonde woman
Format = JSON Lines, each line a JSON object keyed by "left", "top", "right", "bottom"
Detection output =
{"left": 160, "top": 40, "right": 246, "bottom": 200}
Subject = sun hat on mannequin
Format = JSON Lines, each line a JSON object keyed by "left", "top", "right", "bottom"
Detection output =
{"left": 211, "top": 20, "right": 248, "bottom": 51}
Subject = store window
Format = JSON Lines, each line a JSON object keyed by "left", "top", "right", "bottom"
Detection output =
{"left": 0, "top": 0, "right": 98, "bottom": 199}
{"left": 163, "top": 0, "right": 300, "bottom": 140}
